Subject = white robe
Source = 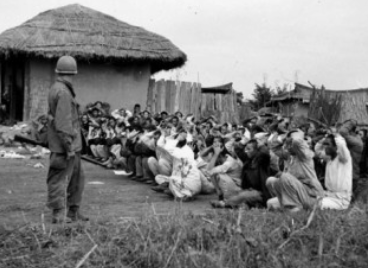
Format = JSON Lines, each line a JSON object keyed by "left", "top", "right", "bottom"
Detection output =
{"left": 156, "top": 145, "right": 201, "bottom": 198}
{"left": 315, "top": 136, "right": 352, "bottom": 210}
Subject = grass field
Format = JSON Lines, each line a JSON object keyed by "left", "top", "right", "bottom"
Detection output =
{"left": 1, "top": 157, "right": 368, "bottom": 267}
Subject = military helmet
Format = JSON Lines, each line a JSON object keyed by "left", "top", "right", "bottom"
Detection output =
{"left": 55, "top": 55, "right": 78, "bottom": 75}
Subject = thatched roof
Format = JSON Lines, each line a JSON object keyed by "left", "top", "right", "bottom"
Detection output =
{"left": 201, "top": 83, "right": 233, "bottom": 93}
{"left": 0, "top": 4, "right": 187, "bottom": 73}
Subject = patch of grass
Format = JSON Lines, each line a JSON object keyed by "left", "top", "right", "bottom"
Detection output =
{"left": 1, "top": 204, "right": 368, "bottom": 268}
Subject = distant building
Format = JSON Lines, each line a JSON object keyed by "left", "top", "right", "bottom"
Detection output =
{"left": 0, "top": 4, "right": 186, "bottom": 121}
{"left": 269, "top": 83, "right": 368, "bottom": 124}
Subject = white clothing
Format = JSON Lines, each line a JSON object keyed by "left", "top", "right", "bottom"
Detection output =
{"left": 111, "top": 109, "right": 132, "bottom": 126}
{"left": 315, "top": 136, "right": 352, "bottom": 210}
{"left": 160, "top": 145, "right": 201, "bottom": 198}
{"left": 244, "top": 128, "right": 251, "bottom": 141}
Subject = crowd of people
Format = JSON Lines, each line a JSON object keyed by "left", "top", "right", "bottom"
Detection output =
{"left": 77, "top": 100, "right": 368, "bottom": 212}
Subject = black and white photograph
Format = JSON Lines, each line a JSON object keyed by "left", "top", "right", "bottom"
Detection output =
{"left": 0, "top": 1, "right": 367, "bottom": 267}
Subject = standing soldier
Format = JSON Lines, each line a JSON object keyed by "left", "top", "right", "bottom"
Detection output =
{"left": 47, "top": 55, "right": 88, "bottom": 223}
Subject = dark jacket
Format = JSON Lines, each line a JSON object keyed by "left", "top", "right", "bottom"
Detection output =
{"left": 241, "top": 145, "right": 272, "bottom": 205}
{"left": 134, "top": 142, "right": 155, "bottom": 158}
{"left": 47, "top": 78, "right": 82, "bottom": 153}
{"left": 339, "top": 121, "right": 363, "bottom": 180}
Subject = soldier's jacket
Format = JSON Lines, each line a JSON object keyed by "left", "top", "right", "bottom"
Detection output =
{"left": 47, "top": 77, "right": 82, "bottom": 153}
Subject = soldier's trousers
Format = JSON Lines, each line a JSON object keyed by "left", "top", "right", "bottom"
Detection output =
{"left": 46, "top": 152, "right": 85, "bottom": 210}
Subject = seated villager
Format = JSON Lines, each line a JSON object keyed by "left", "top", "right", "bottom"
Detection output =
{"left": 220, "top": 124, "right": 228, "bottom": 137}
{"left": 135, "top": 129, "right": 162, "bottom": 184}
{"left": 359, "top": 128, "right": 368, "bottom": 178}
{"left": 202, "top": 121, "right": 215, "bottom": 147}
{"left": 125, "top": 127, "right": 143, "bottom": 178}
{"left": 80, "top": 113, "right": 92, "bottom": 155}
{"left": 86, "top": 108, "right": 104, "bottom": 159}
{"left": 112, "top": 129, "right": 132, "bottom": 173}
{"left": 215, "top": 139, "right": 272, "bottom": 209}
{"left": 315, "top": 134, "right": 352, "bottom": 210}
{"left": 138, "top": 110, "right": 151, "bottom": 126}
{"left": 32, "top": 114, "right": 49, "bottom": 145}
{"left": 160, "top": 111, "right": 169, "bottom": 121}
{"left": 207, "top": 138, "right": 243, "bottom": 208}
{"left": 154, "top": 131, "right": 202, "bottom": 201}
{"left": 170, "top": 116, "right": 181, "bottom": 134}
{"left": 266, "top": 130, "right": 324, "bottom": 212}
{"left": 101, "top": 117, "right": 121, "bottom": 168}
{"left": 193, "top": 135, "right": 206, "bottom": 159}
{"left": 175, "top": 111, "right": 183, "bottom": 120}
{"left": 133, "top": 103, "right": 141, "bottom": 117}
{"left": 85, "top": 101, "right": 109, "bottom": 116}
{"left": 149, "top": 124, "right": 177, "bottom": 187}
{"left": 94, "top": 116, "right": 110, "bottom": 161}
{"left": 111, "top": 107, "right": 132, "bottom": 126}
{"left": 196, "top": 137, "right": 223, "bottom": 195}
{"left": 133, "top": 125, "right": 157, "bottom": 184}
{"left": 338, "top": 120, "right": 364, "bottom": 199}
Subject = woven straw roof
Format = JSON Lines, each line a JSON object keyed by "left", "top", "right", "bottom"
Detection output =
{"left": 0, "top": 4, "right": 187, "bottom": 73}
{"left": 201, "top": 83, "right": 233, "bottom": 93}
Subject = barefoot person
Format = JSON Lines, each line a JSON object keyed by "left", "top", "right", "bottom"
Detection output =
{"left": 47, "top": 56, "right": 89, "bottom": 223}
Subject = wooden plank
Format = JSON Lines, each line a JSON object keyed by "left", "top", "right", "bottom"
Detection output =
{"left": 187, "top": 83, "right": 193, "bottom": 115}
{"left": 187, "top": 83, "right": 192, "bottom": 115}
{"left": 166, "top": 80, "right": 173, "bottom": 113}
{"left": 185, "top": 82, "right": 191, "bottom": 115}
{"left": 196, "top": 83, "right": 202, "bottom": 120}
{"left": 182, "top": 83, "right": 188, "bottom": 115}
{"left": 200, "top": 92, "right": 207, "bottom": 119}
{"left": 171, "top": 81, "right": 177, "bottom": 114}
{"left": 159, "top": 80, "right": 166, "bottom": 112}
{"left": 156, "top": 80, "right": 163, "bottom": 113}
{"left": 215, "top": 93, "right": 220, "bottom": 111}
{"left": 188, "top": 83, "right": 193, "bottom": 115}
{"left": 179, "top": 82, "right": 187, "bottom": 114}
{"left": 174, "top": 81, "right": 181, "bottom": 113}
{"left": 152, "top": 80, "right": 158, "bottom": 114}
{"left": 190, "top": 83, "right": 196, "bottom": 116}
{"left": 168, "top": 81, "right": 175, "bottom": 114}
{"left": 192, "top": 83, "right": 199, "bottom": 119}
{"left": 209, "top": 93, "right": 214, "bottom": 111}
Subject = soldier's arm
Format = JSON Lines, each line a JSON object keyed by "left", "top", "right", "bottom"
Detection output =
{"left": 54, "top": 90, "right": 74, "bottom": 152}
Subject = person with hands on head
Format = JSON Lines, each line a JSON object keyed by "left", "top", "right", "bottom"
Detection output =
{"left": 208, "top": 137, "right": 243, "bottom": 208}
{"left": 315, "top": 134, "right": 352, "bottom": 209}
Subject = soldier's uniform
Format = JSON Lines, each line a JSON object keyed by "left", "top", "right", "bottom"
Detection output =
{"left": 46, "top": 56, "right": 88, "bottom": 223}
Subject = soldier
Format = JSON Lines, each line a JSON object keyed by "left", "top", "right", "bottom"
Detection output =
{"left": 47, "top": 55, "right": 89, "bottom": 223}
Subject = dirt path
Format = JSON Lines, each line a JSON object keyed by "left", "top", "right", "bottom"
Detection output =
{"left": 0, "top": 157, "right": 215, "bottom": 225}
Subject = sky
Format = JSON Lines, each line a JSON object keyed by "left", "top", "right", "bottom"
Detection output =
{"left": 0, "top": 0, "right": 368, "bottom": 98}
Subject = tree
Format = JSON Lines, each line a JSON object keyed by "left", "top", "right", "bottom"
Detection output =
{"left": 248, "top": 83, "right": 273, "bottom": 110}
{"left": 275, "top": 84, "right": 289, "bottom": 95}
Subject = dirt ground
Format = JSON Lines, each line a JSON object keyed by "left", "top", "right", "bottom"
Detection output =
{"left": 0, "top": 155, "right": 215, "bottom": 225}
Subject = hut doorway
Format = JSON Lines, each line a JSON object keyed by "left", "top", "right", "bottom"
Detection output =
{"left": 1, "top": 59, "right": 25, "bottom": 122}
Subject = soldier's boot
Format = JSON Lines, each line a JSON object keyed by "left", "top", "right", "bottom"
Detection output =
{"left": 67, "top": 207, "right": 89, "bottom": 222}
{"left": 52, "top": 209, "right": 72, "bottom": 224}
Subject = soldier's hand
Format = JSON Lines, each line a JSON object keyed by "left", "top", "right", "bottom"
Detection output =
{"left": 66, "top": 151, "right": 75, "bottom": 160}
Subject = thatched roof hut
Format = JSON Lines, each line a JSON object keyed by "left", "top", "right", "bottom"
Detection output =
{"left": 0, "top": 4, "right": 186, "bottom": 73}
{"left": 0, "top": 4, "right": 187, "bottom": 121}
